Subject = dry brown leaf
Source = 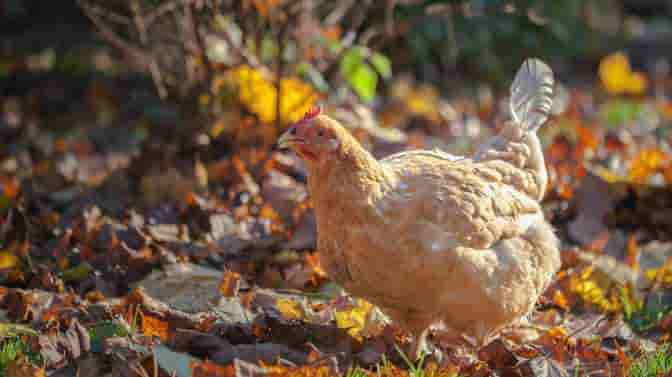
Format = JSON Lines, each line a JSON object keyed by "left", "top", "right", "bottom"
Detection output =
{"left": 6, "top": 357, "right": 45, "bottom": 377}
{"left": 219, "top": 270, "right": 241, "bottom": 297}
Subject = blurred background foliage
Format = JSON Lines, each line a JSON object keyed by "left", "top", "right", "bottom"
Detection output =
{"left": 3, "top": 0, "right": 670, "bottom": 106}
{"left": 2, "top": 0, "right": 672, "bottom": 161}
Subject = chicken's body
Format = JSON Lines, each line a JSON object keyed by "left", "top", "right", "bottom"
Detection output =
{"left": 278, "top": 59, "right": 561, "bottom": 354}
{"left": 310, "top": 136, "right": 560, "bottom": 348}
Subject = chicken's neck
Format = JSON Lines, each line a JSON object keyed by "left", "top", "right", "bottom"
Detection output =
{"left": 307, "top": 140, "right": 388, "bottom": 212}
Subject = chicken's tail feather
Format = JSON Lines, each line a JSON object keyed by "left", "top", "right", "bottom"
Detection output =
{"left": 510, "top": 58, "right": 554, "bottom": 134}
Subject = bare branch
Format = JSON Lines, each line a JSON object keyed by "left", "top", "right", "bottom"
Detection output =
{"left": 131, "top": 0, "right": 168, "bottom": 99}
{"left": 78, "top": 0, "right": 152, "bottom": 72}
{"left": 185, "top": 0, "right": 213, "bottom": 88}
{"left": 211, "top": 28, "right": 260, "bottom": 68}
{"left": 145, "top": 0, "right": 181, "bottom": 27}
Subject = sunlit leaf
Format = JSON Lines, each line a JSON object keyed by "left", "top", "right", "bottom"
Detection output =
{"left": 341, "top": 47, "right": 378, "bottom": 102}
{"left": 628, "top": 148, "right": 670, "bottom": 184}
{"left": 190, "top": 359, "right": 234, "bottom": 377}
{"left": 644, "top": 267, "right": 672, "bottom": 286}
{"left": 569, "top": 266, "right": 622, "bottom": 312}
{"left": 275, "top": 298, "right": 304, "bottom": 320}
{"left": 219, "top": 270, "right": 241, "bottom": 297}
{"left": 251, "top": 0, "right": 284, "bottom": 18}
{"left": 599, "top": 52, "right": 647, "bottom": 95}
{"left": 1, "top": 177, "right": 19, "bottom": 199}
{"left": 552, "top": 290, "right": 570, "bottom": 311}
{"left": 141, "top": 313, "right": 169, "bottom": 342}
{"left": 222, "top": 66, "right": 319, "bottom": 124}
{"left": 0, "top": 249, "right": 19, "bottom": 270}
{"left": 334, "top": 298, "right": 373, "bottom": 341}
{"left": 370, "top": 52, "right": 392, "bottom": 79}
{"left": 626, "top": 72, "right": 648, "bottom": 94}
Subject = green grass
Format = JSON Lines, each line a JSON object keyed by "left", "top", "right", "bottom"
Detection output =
{"left": 88, "top": 320, "right": 130, "bottom": 353}
{"left": 0, "top": 335, "right": 41, "bottom": 377}
{"left": 346, "top": 345, "right": 459, "bottom": 377}
{"left": 629, "top": 345, "right": 672, "bottom": 377}
{"left": 346, "top": 366, "right": 370, "bottom": 377}
{"left": 620, "top": 288, "right": 672, "bottom": 333}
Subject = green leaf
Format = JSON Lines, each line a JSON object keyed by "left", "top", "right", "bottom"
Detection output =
{"left": 348, "top": 64, "right": 378, "bottom": 102}
{"left": 370, "top": 52, "right": 392, "bottom": 79}
{"left": 340, "top": 47, "right": 378, "bottom": 102}
{"left": 340, "top": 47, "right": 367, "bottom": 77}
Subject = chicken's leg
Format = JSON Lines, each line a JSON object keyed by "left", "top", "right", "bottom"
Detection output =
{"left": 407, "top": 328, "right": 430, "bottom": 361}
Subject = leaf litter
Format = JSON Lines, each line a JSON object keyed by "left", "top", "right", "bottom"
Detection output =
{"left": 2, "top": 50, "right": 672, "bottom": 376}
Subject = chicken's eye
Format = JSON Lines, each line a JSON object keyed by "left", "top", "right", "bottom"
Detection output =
{"left": 317, "top": 130, "right": 324, "bottom": 137}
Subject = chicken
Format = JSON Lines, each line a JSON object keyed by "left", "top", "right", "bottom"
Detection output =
{"left": 277, "top": 59, "right": 561, "bottom": 358}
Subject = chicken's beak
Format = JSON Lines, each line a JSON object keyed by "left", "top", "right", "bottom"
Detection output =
{"left": 277, "top": 131, "right": 300, "bottom": 150}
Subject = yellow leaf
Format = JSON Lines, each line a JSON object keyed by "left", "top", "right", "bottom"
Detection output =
{"left": 645, "top": 267, "right": 672, "bottom": 286}
{"left": 276, "top": 298, "right": 304, "bottom": 320}
{"left": 221, "top": 66, "right": 318, "bottom": 125}
{"left": 569, "top": 266, "right": 621, "bottom": 312}
{"left": 592, "top": 166, "right": 627, "bottom": 184}
{"left": 599, "top": 52, "right": 648, "bottom": 95}
{"left": 334, "top": 299, "right": 373, "bottom": 341}
{"left": 599, "top": 52, "right": 632, "bottom": 95}
{"left": 552, "top": 290, "right": 569, "bottom": 311}
{"left": 545, "top": 326, "right": 567, "bottom": 339}
{"left": 0, "top": 250, "right": 19, "bottom": 270}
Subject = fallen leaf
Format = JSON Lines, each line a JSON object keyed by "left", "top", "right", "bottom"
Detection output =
{"left": 219, "top": 270, "right": 241, "bottom": 297}
{"left": 191, "top": 359, "right": 235, "bottom": 377}
{"left": 275, "top": 298, "right": 304, "bottom": 320}
{"left": 6, "top": 357, "right": 45, "bottom": 377}
{"left": 141, "top": 313, "right": 170, "bottom": 342}
{"left": 334, "top": 298, "right": 373, "bottom": 341}
{"left": 628, "top": 148, "right": 669, "bottom": 184}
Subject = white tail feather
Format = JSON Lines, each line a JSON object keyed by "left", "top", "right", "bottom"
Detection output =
{"left": 510, "top": 58, "right": 554, "bottom": 133}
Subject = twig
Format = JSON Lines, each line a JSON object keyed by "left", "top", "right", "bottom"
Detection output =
{"left": 131, "top": 0, "right": 168, "bottom": 99}
{"left": 274, "top": 23, "right": 288, "bottom": 135}
{"left": 185, "top": 0, "right": 214, "bottom": 108}
{"left": 145, "top": 0, "right": 181, "bottom": 27}
{"left": 80, "top": 2, "right": 133, "bottom": 26}
{"left": 324, "top": 0, "right": 356, "bottom": 26}
{"left": 78, "top": 0, "right": 152, "bottom": 72}
{"left": 212, "top": 28, "right": 261, "bottom": 69}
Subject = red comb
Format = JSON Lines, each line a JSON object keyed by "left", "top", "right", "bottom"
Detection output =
{"left": 302, "top": 105, "right": 321, "bottom": 121}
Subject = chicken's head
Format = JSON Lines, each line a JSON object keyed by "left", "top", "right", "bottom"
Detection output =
{"left": 277, "top": 106, "right": 342, "bottom": 163}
